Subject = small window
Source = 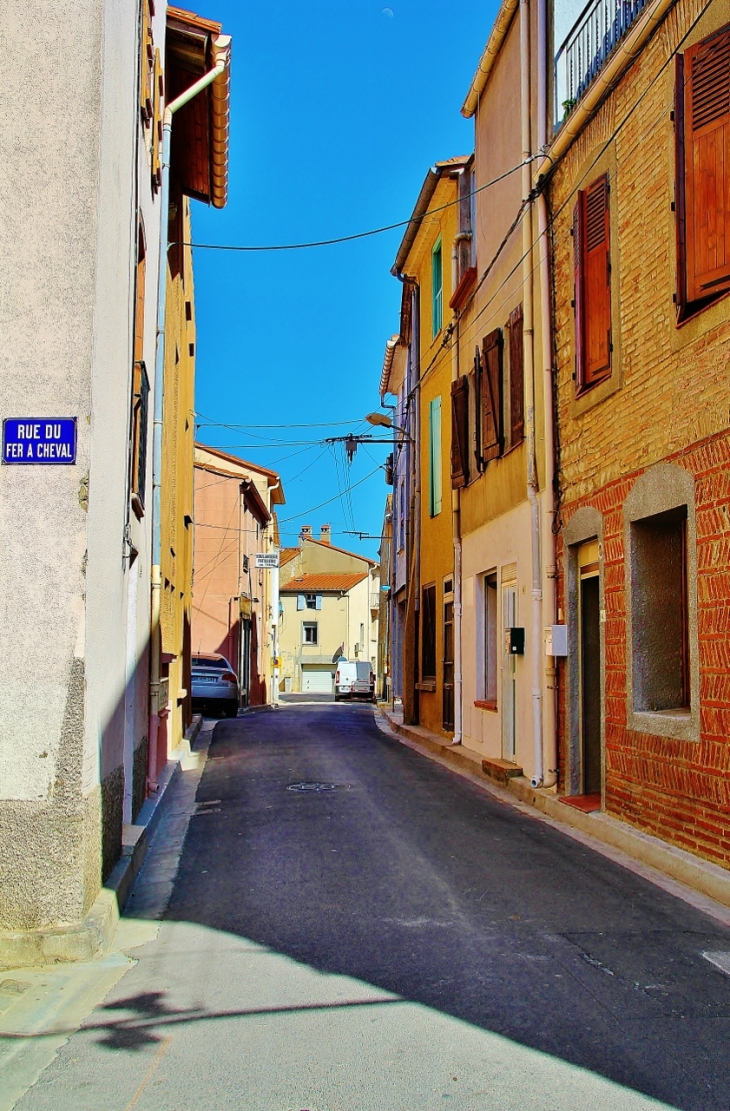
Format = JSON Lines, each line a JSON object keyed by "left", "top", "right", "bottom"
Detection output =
{"left": 421, "top": 584, "right": 437, "bottom": 681}
{"left": 302, "top": 622, "right": 318, "bottom": 645}
{"left": 630, "top": 507, "right": 689, "bottom": 712}
{"left": 573, "top": 174, "right": 611, "bottom": 392}
{"left": 305, "top": 593, "right": 317, "bottom": 609}
{"left": 484, "top": 573, "right": 498, "bottom": 704}
{"left": 428, "top": 397, "right": 442, "bottom": 516}
{"left": 432, "top": 240, "right": 443, "bottom": 336}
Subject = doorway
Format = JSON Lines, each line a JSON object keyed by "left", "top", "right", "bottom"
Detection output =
{"left": 501, "top": 579, "right": 517, "bottom": 761}
{"left": 578, "top": 542, "right": 601, "bottom": 796}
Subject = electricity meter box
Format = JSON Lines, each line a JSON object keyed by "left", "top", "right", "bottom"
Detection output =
{"left": 544, "top": 625, "right": 568, "bottom": 656}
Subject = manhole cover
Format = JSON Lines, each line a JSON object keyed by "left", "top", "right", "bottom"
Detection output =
{"left": 286, "top": 782, "right": 350, "bottom": 792}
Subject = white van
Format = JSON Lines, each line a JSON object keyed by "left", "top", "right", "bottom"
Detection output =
{"left": 334, "top": 660, "right": 375, "bottom": 702}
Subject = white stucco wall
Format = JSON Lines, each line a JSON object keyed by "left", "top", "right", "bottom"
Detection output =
{"left": 0, "top": 0, "right": 163, "bottom": 929}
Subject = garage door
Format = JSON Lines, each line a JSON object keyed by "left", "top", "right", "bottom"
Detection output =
{"left": 302, "top": 669, "right": 334, "bottom": 693}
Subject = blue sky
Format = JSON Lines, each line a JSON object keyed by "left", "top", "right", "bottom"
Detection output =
{"left": 191, "top": 0, "right": 497, "bottom": 559}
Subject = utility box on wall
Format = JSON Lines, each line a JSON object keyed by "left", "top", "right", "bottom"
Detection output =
{"left": 545, "top": 625, "right": 568, "bottom": 656}
{"left": 505, "top": 627, "right": 525, "bottom": 655}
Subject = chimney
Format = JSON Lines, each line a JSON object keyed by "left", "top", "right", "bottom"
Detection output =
{"left": 300, "top": 524, "right": 312, "bottom": 540}
{"left": 320, "top": 523, "right": 331, "bottom": 544}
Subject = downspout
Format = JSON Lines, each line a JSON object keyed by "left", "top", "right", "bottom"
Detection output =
{"left": 520, "top": 0, "right": 544, "bottom": 786}
{"left": 149, "top": 36, "right": 231, "bottom": 784}
{"left": 537, "top": 0, "right": 558, "bottom": 787}
{"left": 450, "top": 237, "right": 465, "bottom": 745}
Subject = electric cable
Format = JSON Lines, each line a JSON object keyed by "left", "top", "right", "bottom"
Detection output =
{"left": 176, "top": 157, "right": 539, "bottom": 254}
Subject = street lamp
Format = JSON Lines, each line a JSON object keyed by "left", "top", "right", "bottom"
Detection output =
{"left": 365, "top": 412, "right": 410, "bottom": 437}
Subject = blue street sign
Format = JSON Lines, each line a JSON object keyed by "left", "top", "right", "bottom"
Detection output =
{"left": 2, "top": 418, "right": 77, "bottom": 465}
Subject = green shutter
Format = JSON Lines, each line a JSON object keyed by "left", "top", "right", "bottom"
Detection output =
{"left": 429, "top": 396, "right": 442, "bottom": 516}
{"left": 432, "top": 240, "right": 443, "bottom": 336}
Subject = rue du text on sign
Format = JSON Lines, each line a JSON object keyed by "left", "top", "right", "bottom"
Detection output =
{"left": 3, "top": 419, "right": 77, "bottom": 465}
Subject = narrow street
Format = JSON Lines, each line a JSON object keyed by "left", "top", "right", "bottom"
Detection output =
{"left": 13, "top": 704, "right": 730, "bottom": 1111}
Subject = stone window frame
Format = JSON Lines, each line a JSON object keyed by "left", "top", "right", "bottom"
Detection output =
{"left": 624, "top": 463, "right": 699, "bottom": 742}
{"left": 563, "top": 506, "right": 605, "bottom": 798}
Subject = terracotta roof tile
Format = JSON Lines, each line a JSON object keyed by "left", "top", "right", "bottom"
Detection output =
{"left": 279, "top": 548, "right": 299, "bottom": 566}
{"left": 281, "top": 572, "right": 368, "bottom": 593}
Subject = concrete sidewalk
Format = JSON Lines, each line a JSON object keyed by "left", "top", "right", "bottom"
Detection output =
{"left": 0, "top": 717, "right": 213, "bottom": 1111}
{"left": 0, "top": 714, "right": 206, "bottom": 972}
{"left": 377, "top": 705, "right": 730, "bottom": 923}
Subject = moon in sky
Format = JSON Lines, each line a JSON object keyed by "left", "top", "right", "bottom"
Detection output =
{"left": 382, "top": 7, "right": 394, "bottom": 16}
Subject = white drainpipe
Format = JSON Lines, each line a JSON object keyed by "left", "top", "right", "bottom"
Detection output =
{"left": 520, "top": 0, "right": 544, "bottom": 787}
{"left": 148, "top": 37, "right": 231, "bottom": 784}
{"left": 537, "top": 0, "right": 558, "bottom": 787}
{"left": 450, "top": 235, "right": 470, "bottom": 746}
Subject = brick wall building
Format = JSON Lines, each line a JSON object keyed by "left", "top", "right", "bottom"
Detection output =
{"left": 550, "top": 0, "right": 730, "bottom": 866}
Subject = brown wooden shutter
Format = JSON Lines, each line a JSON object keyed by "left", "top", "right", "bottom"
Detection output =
{"left": 481, "top": 329, "right": 502, "bottom": 462}
{"left": 140, "top": 0, "right": 154, "bottom": 122}
{"left": 469, "top": 354, "right": 481, "bottom": 475}
{"left": 151, "top": 48, "right": 163, "bottom": 191}
{"left": 508, "top": 303, "right": 524, "bottom": 446}
{"left": 583, "top": 175, "right": 611, "bottom": 385}
{"left": 133, "top": 227, "right": 146, "bottom": 363}
{"left": 574, "top": 177, "right": 611, "bottom": 389}
{"left": 450, "top": 376, "right": 469, "bottom": 489}
{"left": 674, "top": 54, "right": 688, "bottom": 317}
{"left": 684, "top": 26, "right": 730, "bottom": 303}
{"left": 572, "top": 199, "right": 586, "bottom": 385}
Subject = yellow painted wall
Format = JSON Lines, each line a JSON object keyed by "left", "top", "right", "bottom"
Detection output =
{"left": 160, "top": 199, "right": 196, "bottom": 755}
{"left": 401, "top": 172, "right": 460, "bottom": 737}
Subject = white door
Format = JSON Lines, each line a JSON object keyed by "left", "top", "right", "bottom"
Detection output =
{"left": 302, "top": 669, "right": 334, "bottom": 693}
{"left": 502, "top": 584, "right": 517, "bottom": 761}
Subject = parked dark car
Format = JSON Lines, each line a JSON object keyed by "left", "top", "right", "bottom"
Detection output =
{"left": 191, "top": 653, "right": 239, "bottom": 717}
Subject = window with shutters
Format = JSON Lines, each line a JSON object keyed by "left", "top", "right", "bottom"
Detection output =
{"left": 151, "top": 47, "right": 164, "bottom": 192}
{"left": 130, "top": 223, "right": 149, "bottom": 519}
{"left": 573, "top": 173, "right": 612, "bottom": 393}
{"left": 450, "top": 375, "right": 469, "bottom": 489}
{"left": 480, "top": 329, "right": 503, "bottom": 463}
{"left": 432, "top": 240, "right": 443, "bottom": 336}
{"left": 139, "top": 0, "right": 155, "bottom": 124}
{"left": 428, "top": 396, "right": 442, "bottom": 516}
{"left": 421, "top": 584, "right": 437, "bottom": 681}
{"left": 505, "top": 305, "right": 525, "bottom": 450}
{"left": 675, "top": 25, "right": 730, "bottom": 319}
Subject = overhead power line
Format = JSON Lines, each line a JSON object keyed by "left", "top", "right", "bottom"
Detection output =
{"left": 176, "top": 157, "right": 539, "bottom": 253}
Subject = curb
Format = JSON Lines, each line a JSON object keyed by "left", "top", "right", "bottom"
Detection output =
{"left": 0, "top": 714, "right": 204, "bottom": 971}
{"left": 378, "top": 708, "right": 730, "bottom": 916}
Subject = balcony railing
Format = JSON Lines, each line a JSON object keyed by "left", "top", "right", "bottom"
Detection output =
{"left": 554, "top": 0, "right": 648, "bottom": 127}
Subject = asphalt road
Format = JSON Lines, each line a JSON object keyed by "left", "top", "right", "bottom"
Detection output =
{"left": 16, "top": 704, "right": 730, "bottom": 1111}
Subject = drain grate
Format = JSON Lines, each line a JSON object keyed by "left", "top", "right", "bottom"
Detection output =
{"left": 286, "top": 782, "right": 350, "bottom": 793}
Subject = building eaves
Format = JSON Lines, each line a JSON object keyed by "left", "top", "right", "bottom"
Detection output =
{"left": 379, "top": 335, "right": 401, "bottom": 400}
{"left": 241, "top": 480, "right": 270, "bottom": 526}
{"left": 391, "top": 157, "right": 471, "bottom": 278}
{"left": 461, "top": 0, "right": 519, "bottom": 119}
{"left": 166, "top": 6, "right": 231, "bottom": 208}
{"left": 195, "top": 443, "right": 282, "bottom": 485}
